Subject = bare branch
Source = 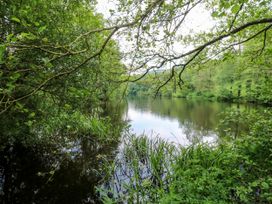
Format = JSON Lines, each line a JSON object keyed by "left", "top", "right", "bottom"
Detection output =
{"left": 155, "top": 67, "right": 175, "bottom": 97}
{"left": 257, "top": 28, "right": 268, "bottom": 56}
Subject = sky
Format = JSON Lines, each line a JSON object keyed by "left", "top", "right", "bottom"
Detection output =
{"left": 95, "top": 0, "right": 216, "bottom": 67}
{"left": 95, "top": 0, "right": 214, "bottom": 31}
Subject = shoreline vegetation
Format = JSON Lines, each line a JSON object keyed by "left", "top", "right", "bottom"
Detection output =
{"left": 99, "top": 109, "right": 272, "bottom": 203}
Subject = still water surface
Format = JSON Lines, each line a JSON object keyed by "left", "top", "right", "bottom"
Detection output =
{"left": 124, "top": 97, "right": 256, "bottom": 145}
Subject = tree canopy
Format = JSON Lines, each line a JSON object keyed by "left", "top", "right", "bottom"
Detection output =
{"left": 1, "top": 0, "right": 272, "bottom": 112}
{"left": 0, "top": 0, "right": 124, "bottom": 115}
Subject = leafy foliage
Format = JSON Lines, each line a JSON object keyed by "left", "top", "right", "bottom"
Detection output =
{"left": 0, "top": 0, "right": 126, "bottom": 142}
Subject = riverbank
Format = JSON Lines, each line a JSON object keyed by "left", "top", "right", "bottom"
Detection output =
{"left": 129, "top": 91, "right": 272, "bottom": 106}
{"left": 171, "top": 91, "right": 272, "bottom": 106}
{"left": 99, "top": 108, "right": 272, "bottom": 203}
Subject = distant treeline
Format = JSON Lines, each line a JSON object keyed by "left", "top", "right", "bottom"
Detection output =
{"left": 128, "top": 39, "right": 272, "bottom": 105}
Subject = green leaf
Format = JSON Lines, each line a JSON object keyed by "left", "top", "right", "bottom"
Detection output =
{"left": 211, "top": 11, "right": 219, "bottom": 18}
{"left": 34, "top": 21, "right": 40, "bottom": 26}
{"left": 7, "top": 34, "right": 14, "bottom": 42}
{"left": 0, "top": 44, "right": 6, "bottom": 64}
{"left": 19, "top": 32, "right": 37, "bottom": 40}
{"left": 29, "top": 112, "right": 36, "bottom": 118}
{"left": 231, "top": 5, "right": 241, "bottom": 14}
{"left": 10, "top": 72, "right": 21, "bottom": 80}
{"left": 11, "top": 16, "right": 21, "bottom": 23}
{"left": 38, "top": 26, "right": 47, "bottom": 33}
{"left": 222, "top": 2, "right": 231, "bottom": 9}
{"left": 42, "top": 37, "right": 48, "bottom": 43}
{"left": 262, "top": 182, "right": 269, "bottom": 189}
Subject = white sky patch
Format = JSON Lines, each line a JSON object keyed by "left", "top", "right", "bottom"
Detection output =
{"left": 95, "top": 0, "right": 116, "bottom": 18}
{"left": 95, "top": 0, "right": 214, "bottom": 29}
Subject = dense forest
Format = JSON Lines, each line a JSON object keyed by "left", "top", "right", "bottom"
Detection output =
{"left": 0, "top": 0, "right": 272, "bottom": 203}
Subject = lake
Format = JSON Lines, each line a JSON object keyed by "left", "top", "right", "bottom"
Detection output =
{"left": 124, "top": 97, "right": 256, "bottom": 146}
{"left": 0, "top": 97, "right": 262, "bottom": 203}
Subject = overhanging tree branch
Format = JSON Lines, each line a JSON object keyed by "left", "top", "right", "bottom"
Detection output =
{"left": 145, "top": 18, "right": 272, "bottom": 94}
{"left": 1, "top": 4, "right": 272, "bottom": 113}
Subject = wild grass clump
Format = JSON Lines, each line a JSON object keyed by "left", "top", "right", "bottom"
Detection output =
{"left": 98, "top": 134, "right": 177, "bottom": 203}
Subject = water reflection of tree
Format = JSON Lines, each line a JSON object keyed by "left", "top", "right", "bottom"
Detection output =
{"left": 128, "top": 97, "right": 257, "bottom": 141}
{"left": 182, "top": 121, "right": 216, "bottom": 144}
{"left": 0, "top": 132, "right": 120, "bottom": 204}
{"left": 128, "top": 97, "right": 224, "bottom": 132}
{"left": 0, "top": 102, "right": 125, "bottom": 204}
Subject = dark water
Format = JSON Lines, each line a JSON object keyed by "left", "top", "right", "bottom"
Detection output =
{"left": 0, "top": 138, "right": 119, "bottom": 204}
{"left": 0, "top": 98, "right": 262, "bottom": 203}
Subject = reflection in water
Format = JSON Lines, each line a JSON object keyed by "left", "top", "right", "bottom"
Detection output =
{"left": 0, "top": 102, "right": 126, "bottom": 204}
{"left": 124, "top": 97, "right": 258, "bottom": 145}
{"left": 126, "top": 106, "right": 218, "bottom": 146}
{"left": 0, "top": 98, "right": 262, "bottom": 203}
{"left": 0, "top": 137, "right": 119, "bottom": 204}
